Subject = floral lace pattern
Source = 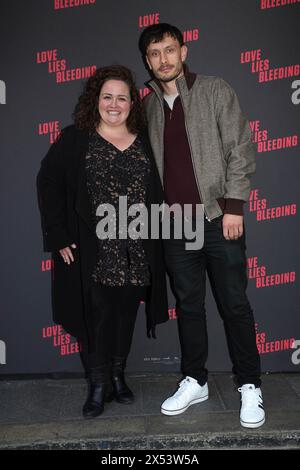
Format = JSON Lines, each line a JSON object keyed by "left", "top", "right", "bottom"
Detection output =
{"left": 85, "top": 131, "right": 151, "bottom": 286}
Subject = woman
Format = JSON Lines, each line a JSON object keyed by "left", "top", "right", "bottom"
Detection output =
{"left": 37, "top": 65, "right": 169, "bottom": 419}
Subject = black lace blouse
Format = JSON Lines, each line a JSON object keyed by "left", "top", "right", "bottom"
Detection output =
{"left": 85, "top": 131, "right": 151, "bottom": 286}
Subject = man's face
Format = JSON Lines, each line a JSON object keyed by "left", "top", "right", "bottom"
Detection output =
{"left": 145, "top": 34, "right": 187, "bottom": 83}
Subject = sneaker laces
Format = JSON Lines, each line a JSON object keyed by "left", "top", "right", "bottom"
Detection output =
{"left": 174, "top": 377, "right": 192, "bottom": 397}
{"left": 238, "top": 386, "right": 262, "bottom": 407}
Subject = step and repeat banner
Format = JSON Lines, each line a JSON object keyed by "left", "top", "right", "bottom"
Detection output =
{"left": 0, "top": 0, "right": 299, "bottom": 375}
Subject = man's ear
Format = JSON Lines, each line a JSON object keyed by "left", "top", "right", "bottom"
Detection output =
{"left": 181, "top": 45, "right": 188, "bottom": 63}
{"left": 146, "top": 55, "right": 152, "bottom": 70}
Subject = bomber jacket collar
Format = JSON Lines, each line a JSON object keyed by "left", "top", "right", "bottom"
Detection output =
{"left": 146, "top": 64, "right": 196, "bottom": 99}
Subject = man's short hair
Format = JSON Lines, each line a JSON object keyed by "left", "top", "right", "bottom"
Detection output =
{"left": 138, "top": 23, "right": 184, "bottom": 58}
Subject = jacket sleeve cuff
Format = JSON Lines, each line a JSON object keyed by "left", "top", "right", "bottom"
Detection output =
{"left": 224, "top": 198, "right": 245, "bottom": 216}
{"left": 43, "top": 227, "right": 73, "bottom": 252}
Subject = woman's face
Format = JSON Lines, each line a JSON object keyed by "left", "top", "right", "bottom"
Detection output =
{"left": 98, "top": 79, "right": 132, "bottom": 128}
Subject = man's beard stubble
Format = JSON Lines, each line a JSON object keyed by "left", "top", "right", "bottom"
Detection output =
{"left": 156, "top": 65, "right": 184, "bottom": 83}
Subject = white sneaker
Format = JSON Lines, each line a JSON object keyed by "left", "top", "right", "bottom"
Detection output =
{"left": 238, "top": 384, "right": 265, "bottom": 428}
{"left": 161, "top": 376, "right": 209, "bottom": 416}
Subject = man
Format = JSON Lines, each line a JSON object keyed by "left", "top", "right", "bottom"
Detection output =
{"left": 139, "top": 23, "right": 265, "bottom": 428}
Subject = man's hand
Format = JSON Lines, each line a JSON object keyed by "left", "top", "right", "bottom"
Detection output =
{"left": 222, "top": 214, "right": 243, "bottom": 240}
{"left": 59, "top": 244, "right": 77, "bottom": 264}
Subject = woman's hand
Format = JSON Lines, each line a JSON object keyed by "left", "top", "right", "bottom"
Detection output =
{"left": 59, "top": 244, "right": 77, "bottom": 264}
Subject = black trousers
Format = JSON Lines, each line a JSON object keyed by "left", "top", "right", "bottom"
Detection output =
{"left": 81, "top": 284, "right": 146, "bottom": 370}
{"left": 164, "top": 216, "right": 261, "bottom": 387}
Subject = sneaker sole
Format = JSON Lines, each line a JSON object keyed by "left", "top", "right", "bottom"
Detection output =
{"left": 161, "top": 394, "right": 209, "bottom": 416}
{"left": 240, "top": 417, "right": 266, "bottom": 428}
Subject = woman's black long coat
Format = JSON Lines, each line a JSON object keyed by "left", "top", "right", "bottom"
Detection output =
{"left": 37, "top": 125, "right": 169, "bottom": 341}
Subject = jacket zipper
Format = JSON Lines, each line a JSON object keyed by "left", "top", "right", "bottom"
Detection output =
{"left": 176, "top": 86, "right": 211, "bottom": 221}
{"left": 157, "top": 91, "right": 166, "bottom": 218}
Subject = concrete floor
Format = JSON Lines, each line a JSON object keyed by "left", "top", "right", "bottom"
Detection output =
{"left": 0, "top": 372, "right": 300, "bottom": 449}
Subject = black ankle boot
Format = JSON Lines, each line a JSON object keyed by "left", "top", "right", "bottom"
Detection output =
{"left": 111, "top": 357, "right": 134, "bottom": 404}
{"left": 83, "top": 366, "right": 114, "bottom": 419}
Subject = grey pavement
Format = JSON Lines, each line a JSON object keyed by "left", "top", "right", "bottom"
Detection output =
{"left": 0, "top": 373, "right": 300, "bottom": 450}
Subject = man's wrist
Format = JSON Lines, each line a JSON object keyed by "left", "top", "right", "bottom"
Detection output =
{"left": 223, "top": 198, "right": 245, "bottom": 216}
